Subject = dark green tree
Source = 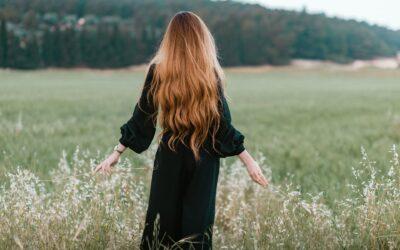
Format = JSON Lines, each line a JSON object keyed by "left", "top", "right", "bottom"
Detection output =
{"left": 0, "top": 0, "right": 400, "bottom": 69}
{"left": 0, "top": 18, "right": 8, "bottom": 67}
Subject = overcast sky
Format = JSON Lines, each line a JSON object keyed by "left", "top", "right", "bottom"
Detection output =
{"left": 240, "top": 0, "right": 400, "bottom": 30}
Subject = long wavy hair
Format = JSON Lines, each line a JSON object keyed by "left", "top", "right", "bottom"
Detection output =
{"left": 147, "top": 11, "right": 225, "bottom": 161}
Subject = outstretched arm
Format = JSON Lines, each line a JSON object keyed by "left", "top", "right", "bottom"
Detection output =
{"left": 95, "top": 64, "right": 157, "bottom": 174}
{"left": 216, "top": 82, "right": 268, "bottom": 187}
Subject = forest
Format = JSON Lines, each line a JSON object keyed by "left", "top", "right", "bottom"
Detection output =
{"left": 0, "top": 0, "right": 399, "bottom": 69}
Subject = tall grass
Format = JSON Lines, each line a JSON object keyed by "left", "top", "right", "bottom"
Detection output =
{"left": 2, "top": 68, "right": 400, "bottom": 202}
{"left": 1, "top": 144, "right": 399, "bottom": 249}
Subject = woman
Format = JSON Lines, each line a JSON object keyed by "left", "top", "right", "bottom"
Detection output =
{"left": 95, "top": 11, "right": 268, "bottom": 249}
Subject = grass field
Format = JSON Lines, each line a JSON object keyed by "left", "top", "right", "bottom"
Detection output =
{"left": 1, "top": 67, "right": 400, "bottom": 248}
{"left": 1, "top": 67, "right": 400, "bottom": 198}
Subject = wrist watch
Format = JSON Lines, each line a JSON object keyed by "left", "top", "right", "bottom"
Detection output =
{"left": 113, "top": 144, "right": 124, "bottom": 154}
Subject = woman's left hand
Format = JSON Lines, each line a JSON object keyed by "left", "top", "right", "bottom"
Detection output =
{"left": 94, "top": 152, "right": 120, "bottom": 174}
{"left": 238, "top": 150, "right": 268, "bottom": 187}
{"left": 245, "top": 161, "right": 268, "bottom": 187}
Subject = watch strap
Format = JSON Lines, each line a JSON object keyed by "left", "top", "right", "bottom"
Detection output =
{"left": 114, "top": 145, "right": 124, "bottom": 154}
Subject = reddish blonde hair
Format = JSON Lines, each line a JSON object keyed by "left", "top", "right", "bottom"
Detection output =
{"left": 148, "top": 11, "right": 225, "bottom": 160}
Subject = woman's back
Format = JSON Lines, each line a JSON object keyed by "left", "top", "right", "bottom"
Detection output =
{"left": 119, "top": 63, "right": 245, "bottom": 158}
{"left": 144, "top": 11, "right": 227, "bottom": 161}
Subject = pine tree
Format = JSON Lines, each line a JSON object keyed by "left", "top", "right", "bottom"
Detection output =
{"left": 0, "top": 19, "right": 8, "bottom": 67}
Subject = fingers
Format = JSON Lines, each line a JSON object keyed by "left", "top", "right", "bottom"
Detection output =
{"left": 94, "top": 163, "right": 103, "bottom": 173}
{"left": 253, "top": 173, "right": 263, "bottom": 186}
{"left": 250, "top": 170, "right": 268, "bottom": 187}
{"left": 258, "top": 172, "right": 268, "bottom": 187}
{"left": 93, "top": 161, "right": 113, "bottom": 175}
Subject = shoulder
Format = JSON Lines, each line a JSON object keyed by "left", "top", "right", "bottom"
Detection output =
{"left": 216, "top": 76, "right": 225, "bottom": 98}
{"left": 148, "top": 63, "right": 157, "bottom": 74}
{"left": 214, "top": 68, "right": 225, "bottom": 93}
{"left": 144, "top": 63, "right": 157, "bottom": 83}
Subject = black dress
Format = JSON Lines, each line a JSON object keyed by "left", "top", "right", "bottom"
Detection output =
{"left": 119, "top": 64, "right": 245, "bottom": 249}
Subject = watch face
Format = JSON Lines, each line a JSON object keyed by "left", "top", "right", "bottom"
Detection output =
{"left": 114, "top": 145, "right": 122, "bottom": 153}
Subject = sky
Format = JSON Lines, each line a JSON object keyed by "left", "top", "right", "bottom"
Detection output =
{"left": 241, "top": 0, "right": 400, "bottom": 30}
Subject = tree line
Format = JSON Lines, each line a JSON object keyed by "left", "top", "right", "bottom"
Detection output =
{"left": 0, "top": 0, "right": 399, "bottom": 69}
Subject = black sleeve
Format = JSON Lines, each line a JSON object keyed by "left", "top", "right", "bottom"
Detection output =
{"left": 119, "top": 64, "right": 157, "bottom": 153}
{"left": 214, "top": 81, "right": 245, "bottom": 158}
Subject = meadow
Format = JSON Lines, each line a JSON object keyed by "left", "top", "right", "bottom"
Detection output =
{"left": 1, "top": 67, "right": 400, "bottom": 248}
